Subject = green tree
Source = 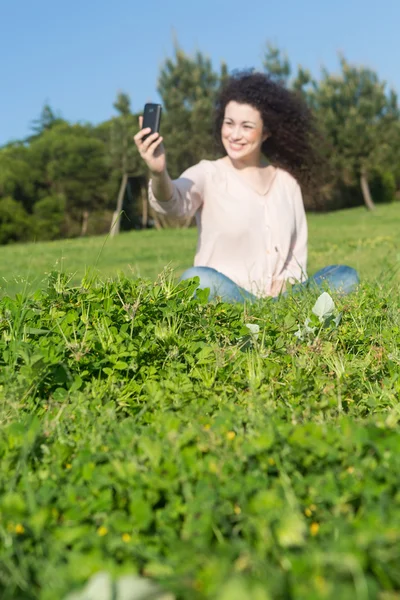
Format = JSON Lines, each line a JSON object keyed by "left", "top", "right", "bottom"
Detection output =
{"left": 110, "top": 92, "right": 138, "bottom": 176}
{"left": 0, "top": 145, "right": 39, "bottom": 214}
{"left": 263, "top": 43, "right": 313, "bottom": 95}
{"left": 263, "top": 43, "right": 291, "bottom": 85}
{"left": 0, "top": 196, "right": 31, "bottom": 244}
{"left": 157, "top": 44, "right": 227, "bottom": 178}
{"left": 95, "top": 92, "right": 148, "bottom": 234}
{"left": 29, "top": 104, "right": 65, "bottom": 140}
{"left": 30, "top": 123, "right": 110, "bottom": 235}
{"left": 310, "top": 57, "right": 400, "bottom": 209}
{"left": 32, "top": 194, "right": 66, "bottom": 240}
{"left": 263, "top": 44, "right": 400, "bottom": 210}
{"left": 96, "top": 91, "right": 145, "bottom": 179}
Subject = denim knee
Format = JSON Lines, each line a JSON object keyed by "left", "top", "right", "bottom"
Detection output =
{"left": 312, "top": 264, "right": 360, "bottom": 295}
{"left": 179, "top": 266, "right": 219, "bottom": 288}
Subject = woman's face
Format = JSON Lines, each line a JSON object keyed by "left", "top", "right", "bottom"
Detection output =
{"left": 221, "top": 101, "right": 268, "bottom": 163}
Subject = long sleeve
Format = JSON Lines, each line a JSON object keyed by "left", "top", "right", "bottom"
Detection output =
{"left": 276, "top": 181, "right": 308, "bottom": 289}
{"left": 148, "top": 161, "right": 206, "bottom": 219}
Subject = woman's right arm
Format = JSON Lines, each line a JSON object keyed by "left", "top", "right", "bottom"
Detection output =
{"left": 133, "top": 116, "right": 173, "bottom": 201}
{"left": 150, "top": 169, "right": 174, "bottom": 203}
{"left": 134, "top": 117, "right": 205, "bottom": 217}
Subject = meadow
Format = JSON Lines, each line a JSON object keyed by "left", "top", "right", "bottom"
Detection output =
{"left": 0, "top": 203, "right": 400, "bottom": 599}
{"left": 1, "top": 203, "right": 400, "bottom": 298}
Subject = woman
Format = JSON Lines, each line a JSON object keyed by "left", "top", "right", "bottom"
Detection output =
{"left": 134, "top": 71, "right": 359, "bottom": 303}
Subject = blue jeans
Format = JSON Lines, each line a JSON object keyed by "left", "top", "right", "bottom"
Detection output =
{"left": 179, "top": 265, "right": 360, "bottom": 303}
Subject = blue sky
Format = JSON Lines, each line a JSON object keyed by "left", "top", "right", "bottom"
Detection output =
{"left": 1, "top": 0, "right": 399, "bottom": 145}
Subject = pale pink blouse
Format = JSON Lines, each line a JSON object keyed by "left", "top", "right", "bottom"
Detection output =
{"left": 148, "top": 158, "right": 308, "bottom": 297}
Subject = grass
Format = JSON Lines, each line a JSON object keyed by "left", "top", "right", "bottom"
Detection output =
{"left": 1, "top": 202, "right": 400, "bottom": 297}
{"left": 1, "top": 202, "right": 400, "bottom": 599}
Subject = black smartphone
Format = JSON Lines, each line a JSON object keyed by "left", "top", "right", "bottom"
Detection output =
{"left": 142, "top": 103, "right": 162, "bottom": 140}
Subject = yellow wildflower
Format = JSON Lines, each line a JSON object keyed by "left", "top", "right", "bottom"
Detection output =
{"left": 234, "top": 554, "right": 250, "bottom": 572}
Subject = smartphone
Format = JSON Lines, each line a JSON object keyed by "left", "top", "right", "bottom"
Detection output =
{"left": 142, "top": 103, "right": 162, "bottom": 140}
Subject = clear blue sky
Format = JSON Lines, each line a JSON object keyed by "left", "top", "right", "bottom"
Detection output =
{"left": 1, "top": 0, "right": 399, "bottom": 145}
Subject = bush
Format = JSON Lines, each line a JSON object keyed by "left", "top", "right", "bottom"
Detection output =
{"left": 0, "top": 196, "right": 31, "bottom": 244}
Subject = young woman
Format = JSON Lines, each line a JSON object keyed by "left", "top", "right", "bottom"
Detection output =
{"left": 134, "top": 71, "right": 359, "bottom": 303}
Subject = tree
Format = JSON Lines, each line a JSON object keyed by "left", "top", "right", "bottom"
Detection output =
{"left": 0, "top": 145, "right": 38, "bottom": 213}
{"left": 263, "top": 44, "right": 400, "bottom": 210}
{"left": 157, "top": 44, "right": 227, "bottom": 179}
{"left": 96, "top": 92, "right": 148, "bottom": 235}
{"left": 0, "top": 196, "right": 31, "bottom": 244}
{"left": 30, "top": 122, "right": 110, "bottom": 235}
{"left": 309, "top": 57, "right": 400, "bottom": 210}
{"left": 33, "top": 194, "right": 66, "bottom": 240}
{"left": 110, "top": 92, "right": 136, "bottom": 176}
{"left": 96, "top": 93, "right": 145, "bottom": 179}
{"left": 292, "top": 66, "right": 313, "bottom": 96}
{"left": 29, "top": 104, "right": 65, "bottom": 140}
{"left": 263, "top": 43, "right": 313, "bottom": 95}
{"left": 263, "top": 43, "right": 291, "bottom": 85}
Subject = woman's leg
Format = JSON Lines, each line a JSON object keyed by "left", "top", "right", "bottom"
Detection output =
{"left": 179, "top": 266, "right": 256, "bottom": 304}
{"left": 292, "top": 265, "right": 360, "bottom": 296}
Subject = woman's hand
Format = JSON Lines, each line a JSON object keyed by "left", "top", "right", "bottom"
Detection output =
{"left": 133, "top": 116, "right": 166, "bottom": 175}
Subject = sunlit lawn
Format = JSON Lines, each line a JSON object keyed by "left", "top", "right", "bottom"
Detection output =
{"left": 1, "top": 203, "right": 399, "bottom": 297}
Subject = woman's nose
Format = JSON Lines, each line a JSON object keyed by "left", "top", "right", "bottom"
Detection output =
{"left": 231, "top": 126, "right": 242, "bottom": 140}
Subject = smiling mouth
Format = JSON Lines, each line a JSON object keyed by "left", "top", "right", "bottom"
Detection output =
{"left": 229, "top": 143, "right": 245, "bottom": 150}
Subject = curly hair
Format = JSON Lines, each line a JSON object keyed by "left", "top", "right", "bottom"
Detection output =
{"left": 214, "top": 71, "right": 321, "bottom": 189}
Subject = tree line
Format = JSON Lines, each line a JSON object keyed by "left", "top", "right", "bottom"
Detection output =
{"left": 1, "top": 43, "right": 399, "bottom": 245}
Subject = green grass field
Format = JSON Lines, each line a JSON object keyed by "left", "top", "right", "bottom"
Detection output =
{"left": 1, "top": 203, "right": 400, "bottom": 599}
{"left": 1, "top": 202, "right": 400, "bottom": 297}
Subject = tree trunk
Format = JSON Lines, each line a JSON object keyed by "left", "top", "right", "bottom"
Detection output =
{"left": 110, "top": 173, "right": 128, "bottom": 237}
{"left": 151, "top": 209, "right": 163, "bottom": 230}
{"left": 360, "top": 170, "right": 375, "bottom": 211}
{"left": 141, "top": 185, "right": 148, "bottom": 229}
{"left": 182, "top": 215, "right": 194, "bottom": 228}
{"left": 80, "top": 210, "right": 89, "bottom": 236}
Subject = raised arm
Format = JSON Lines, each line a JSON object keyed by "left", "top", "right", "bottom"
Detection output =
{"left": 134, "top": 116, "right": 205, "bottom": 218}
{"left": 148, "top": 162, "right": 206, "bottom": 218}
